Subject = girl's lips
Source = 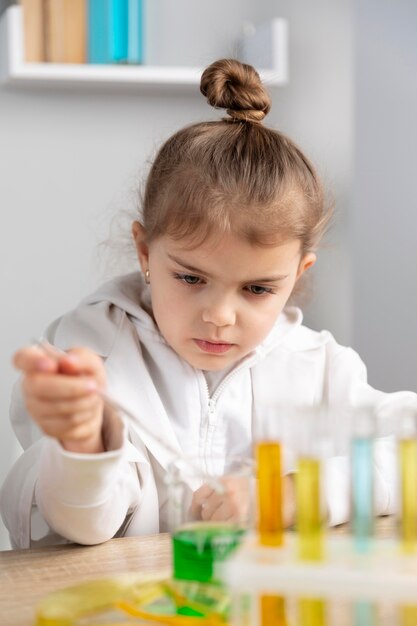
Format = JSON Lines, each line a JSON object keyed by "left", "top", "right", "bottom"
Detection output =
{"left": 194, "top": 339, "right": 234, "bottom": 354}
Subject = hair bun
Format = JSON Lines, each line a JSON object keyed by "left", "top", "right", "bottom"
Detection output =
{"left": 200, "top": 58, "right": 271, "bottom": 123}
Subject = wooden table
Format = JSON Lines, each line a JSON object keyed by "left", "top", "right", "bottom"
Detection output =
{"left": 0, "top": 518, "right": 397, "bottom": 626}
{"left": 0, "top": 533, "right": 172, "bottom": 626}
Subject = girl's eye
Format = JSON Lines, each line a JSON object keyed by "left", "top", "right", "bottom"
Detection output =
{"left": 247, "top": 285, "right": 273, "bottom": 296}
{"left": 174, "top": 273, "right": 202, "bottom": 285}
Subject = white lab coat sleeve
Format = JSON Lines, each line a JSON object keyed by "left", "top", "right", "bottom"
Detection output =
{"left": 34, "top": 415, "right": 142, "bottom": 545}
{"left": 323, "top": 344, "right": 416, "bottom": 525}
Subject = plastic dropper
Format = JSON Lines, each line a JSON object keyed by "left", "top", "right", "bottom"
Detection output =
{"left": 34, "top": 338, "right": 225, "bottom": 495}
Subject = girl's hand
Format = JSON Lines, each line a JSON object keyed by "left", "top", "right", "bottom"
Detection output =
{"left": 190, "top": 473, "right": 296, "bottom": 527}
{"left": 13, "top": 345, "right": 107, "bottom": 454}
{"left": 191, "top": 475, "right": 251, "bottom": 523}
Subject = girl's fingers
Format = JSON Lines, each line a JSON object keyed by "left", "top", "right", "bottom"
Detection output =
{"left": 60, "top": 348, "right": 107, "bottom": 386}
{"left": 208, "top": 500, "right": 235, "bottom": 522}
{"left": 13, "top": 347, "right": 58, "bottom": 374}
{"left": 200, "top": 496, "right": 224, "bottom": 521}
{"left": 22, "top": 373, "right": 97, "bottom": 400}
{"left": 191, "top": 484, "right": 215, "bottom": 518}
{"left": 25, "top": 392, "right": 101, "bottom": 419}
{"left": 39, "top": 412, "right": 103, "bottom": 441}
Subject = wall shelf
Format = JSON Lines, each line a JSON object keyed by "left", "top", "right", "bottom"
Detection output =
{"left": 0, "top": 6, "right": 288, "bottom": 91}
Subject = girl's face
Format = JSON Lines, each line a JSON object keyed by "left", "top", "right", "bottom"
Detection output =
{"left": 133, "top": 224, "right": 315, "bottom": 372}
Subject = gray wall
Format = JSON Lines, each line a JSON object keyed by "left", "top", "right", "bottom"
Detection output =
{"left": 353, "top": 0, "right": 417, "bottom": 392}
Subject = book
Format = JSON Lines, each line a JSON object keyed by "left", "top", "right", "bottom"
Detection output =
{"left": 21, "top": 0, "right": 45, "bottom": 62}
{"left": 63, "top": 0, "right": 86, "bottom": 64}
{"left": 127, "top": 0, "right": 143, "bottom": 65}
{"left": 45, "top": 0, "right": 86, "bottom": 63}
{"left": 87, "top": 0, "right": 109, "bottom": 64}
{"left": 44, "top": 0, "right": 64, "bottom": 62}
{"left": 109, "top": 0, "right": 128, "bottom": 63}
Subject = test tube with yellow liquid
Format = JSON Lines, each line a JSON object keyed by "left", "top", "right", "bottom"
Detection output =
{"left": 294, "top": 405, "right": 330, "bottom": 562}
{"left": 398, "top": 408, "right": 417, "bottom": 555}
{"left": 397, "top": 408, "right": 417, "bottom": 623}
{"left": 295, "top": 406, "right": 329, "bottom": 626}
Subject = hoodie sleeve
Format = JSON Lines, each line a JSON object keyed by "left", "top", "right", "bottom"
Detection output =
{"left": 34, "top": 418, "right": 143, "bottom": 545}
{"left": 323, "top": 343, "right": 417, "bottom": 526}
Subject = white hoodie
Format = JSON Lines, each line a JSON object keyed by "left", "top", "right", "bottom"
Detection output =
{"left": 1, "top": 272, "right": 415, "bottom": 549}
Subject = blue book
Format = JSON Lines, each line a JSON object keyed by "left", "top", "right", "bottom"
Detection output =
{"left": 87, "top": 0, "right": 110, "bottom": 64}
{"left": 127, "top": 0, "right": 143, "bottom": 64}
{"left": 109, "top": 0, "right": 128, "bottom": 63}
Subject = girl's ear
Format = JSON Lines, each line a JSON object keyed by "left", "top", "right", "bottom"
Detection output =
{"left": 132, "top": 221, "right": 149, "bottom": 273}
{"left": 296, "top": 252, "right": 316, "bottom": 280}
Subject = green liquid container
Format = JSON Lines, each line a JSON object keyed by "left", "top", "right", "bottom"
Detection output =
{"left": 172, "top": 522, "right": 245, "bottom": 583}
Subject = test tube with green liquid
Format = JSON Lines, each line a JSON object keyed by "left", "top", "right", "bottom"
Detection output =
{"left": 398, "top": 408, "right": 417, "bottom": 554}
{"left": 351, "top": 408, "right": 375, "bottom": 554}
{"left": 295, "top": 405, "right": 329, "bottom": 562}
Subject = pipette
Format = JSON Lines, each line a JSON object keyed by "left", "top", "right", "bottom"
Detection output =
{"left": 33, "top": 337, "right": 225, "bottom": 495}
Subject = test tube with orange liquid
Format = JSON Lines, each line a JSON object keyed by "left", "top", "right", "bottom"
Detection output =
{"left": 255, "top": 409, "right": 288, "bottom": 626}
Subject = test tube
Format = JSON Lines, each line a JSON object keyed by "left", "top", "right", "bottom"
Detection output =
{"left": 260, "top": 595, "right": 288, "bottom": 626}
{"left": 400, "top": 605, "right": 417, "bottom": 626}
{"left": 256, "top": 408, "right": 286, "bottom": 547}
{"left": 256, "top": 441, "right": 283, "bottom": 547}
{"left": 255, "top": 410, "right": 287, "bottom": 626}
{"left": 350, "top": 407, "right": 375, "bottom": 554}
{"left": 398, "top": 408, "right": 417, "bottom": 555}
{"left": 295, "top": 405, "right": 329, "bottom": 562}
{"left": 298, "top": 597, "right": 327, "bottom": 626}
{"left": 353, "top": 600, "right": 376, "bottom": 626}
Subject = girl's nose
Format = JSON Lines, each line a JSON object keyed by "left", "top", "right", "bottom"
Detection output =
{"left": 202, "top": 298, "right": 236, "bottom": 327}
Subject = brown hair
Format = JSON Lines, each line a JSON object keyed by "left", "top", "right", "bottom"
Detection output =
{"left": 140, "top": 58, "right": 332, "bottom": 255}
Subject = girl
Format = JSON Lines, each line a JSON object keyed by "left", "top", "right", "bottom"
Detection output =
{"left": 1, "top": 59, "right": 413, "bottom": 549}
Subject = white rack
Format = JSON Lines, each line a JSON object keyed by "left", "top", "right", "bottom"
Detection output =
{"left": 0, "top": 5, "right": 288, "bottom": 91}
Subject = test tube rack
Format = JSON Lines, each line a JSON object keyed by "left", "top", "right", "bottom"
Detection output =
{"left": 220, "top": 406, "right": 417, "bottom": 626}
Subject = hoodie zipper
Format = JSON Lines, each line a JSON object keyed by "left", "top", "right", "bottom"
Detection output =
{"left": 200, "top": 357, "right": 257, "bottom": 464}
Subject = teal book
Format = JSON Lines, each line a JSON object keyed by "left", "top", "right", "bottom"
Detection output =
{"left": 127, "top": 0, "right": 143, "bottom": 64}
{"left": 109, "top": 0, "right": 128, "bottom": 63}
{"left": 87, "top": 0, "right": 110, "bottom": 64}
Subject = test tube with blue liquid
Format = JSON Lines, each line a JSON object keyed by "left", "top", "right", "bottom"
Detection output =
{"left": 350, "top": 407, "right": 375, "bottom": 555}
{"left": 350, "top": 407, "right": 377, "bottom": 626}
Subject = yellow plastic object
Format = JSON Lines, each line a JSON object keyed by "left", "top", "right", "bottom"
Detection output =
{"left": 35, "top": 575, "right": 229, "bottom": 625}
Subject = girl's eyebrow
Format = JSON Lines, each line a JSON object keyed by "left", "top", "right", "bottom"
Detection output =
{"left": 167, "top": 253, "right": 289, "bottom": 282}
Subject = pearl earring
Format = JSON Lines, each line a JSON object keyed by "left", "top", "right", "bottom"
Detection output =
{"left": 145, "top": 269, "right": 150, "bottom": 284}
